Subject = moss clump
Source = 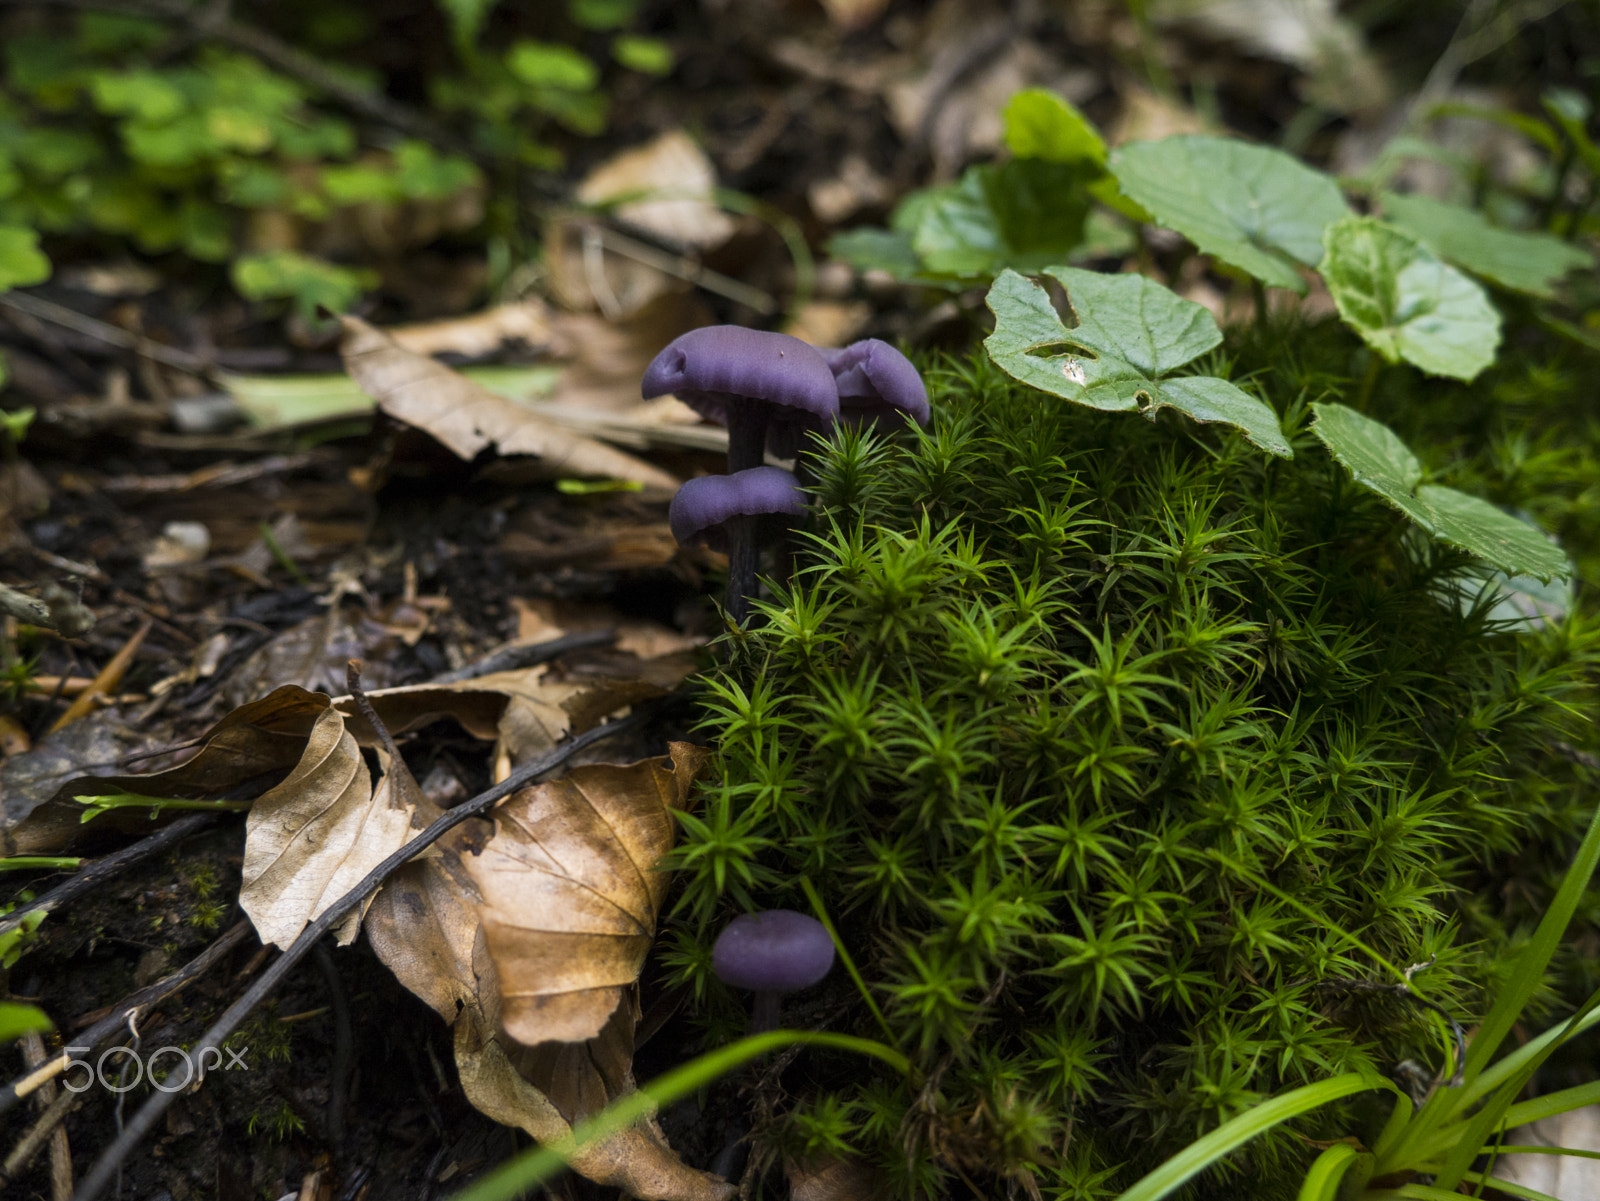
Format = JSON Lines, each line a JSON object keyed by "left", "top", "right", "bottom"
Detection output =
{"left": 668, "top": 350, "right": 1600, "bottom": 1199}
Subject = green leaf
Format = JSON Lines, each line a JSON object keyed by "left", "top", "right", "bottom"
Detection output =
{"left": 826, "top": 228, "right": 924, "bottom": 280}
{"left": 1108, "top": 135, "right": 1350, "bottom": 292}
{"left": 89, "top": 70, "right": 186, "bottom": 122}
{"left": 1380, "top": 192, "right": 1593, "bottom": 298}
{"left": 568, "top": 0, "right": 640, "bottom": 30}
{"left": 612, "top": 35, "right": 673, "bottom": 76}
{"left": 1311, "top": 403, "right": 1567, "bottom": 580}
{"left": 1117, "top": 1073, "right": 1392, "bottom": 1201}
{"left": 911, "top": 159, "right": 1094, "bottom": 278}
{"left": 0, "top": 226, "right": 50, "bottom": 291}
{"left": 0, "top": 1000, "right": 52, "bottom": 1042}
{"left": 1445, "top": 564, "right": 1571, "bottom": 631}
{"left": 231, "top": 251, "right": 376, "bottom": 321}
{"left": 1321, "top": 216, "right": 1501, "bottom": 380}
{"left": 507, "top": 40, "right": 599, "bottom": 92}
{"left": 984, "top": 267, "right": 1292, "bottom": 457}
{"left": 437, "top": 0, "right": 498, "bottom": 46}
{"left": 1002, "top": 88, "right": 1106, "bottom": 165}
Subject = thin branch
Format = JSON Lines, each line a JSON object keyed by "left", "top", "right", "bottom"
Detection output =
{"left": 0, "top": 0, "right": 463, "bottom": 152}
{"left": 0, "top": 581, "right": 95, "bottom": 639}
{"left": 0, "top": 814, "right": 218, "bottom": 940}
{"left": 428, "top": 628, "right": 617, "bottom": 685}
{"left": 68, "top": 705, "right": 656, "bottom": 1201}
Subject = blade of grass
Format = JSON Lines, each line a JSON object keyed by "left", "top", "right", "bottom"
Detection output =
{"left": 1459, "top": 1170, "right": 1562, "bottom": 1201}
{"left": 1491, "top": 1145, "right": 1600, "bottom": 1161}
{"left": 1388, "top": 797, "right": 1600, "bottom": 1176}
{"left": 1114, "top": 1073, "right": 1389, "bottom": 1201}
{"left": 1496, "top": 1079, "right": 1600, "bottom": 1132}
{"left": 1296, "top": 1143, "right": 1361, "bottom": 1201}
{"left": 448, "top": 1029, "right": 909, "bottom": 1201}
{"left": 799, "top": 875, "right": 900, "bottom": 1052}
{"left": 1462, "top": 799, "right": 1600, "bottom": 1084}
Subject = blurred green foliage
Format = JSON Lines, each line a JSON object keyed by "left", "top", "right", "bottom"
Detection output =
{"left": 0, "top": 0, "right": 668, "bottom": 316}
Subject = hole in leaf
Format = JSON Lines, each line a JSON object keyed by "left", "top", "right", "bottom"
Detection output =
{"left": 1042, "top": 274, "right": 1080, "bottom": 330}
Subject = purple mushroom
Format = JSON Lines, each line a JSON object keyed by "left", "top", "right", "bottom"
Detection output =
{"left": 771, "top": 338, "right": 931, "bottom": 460}
{"left": 669, "top": 466, "right": 806, "bottom": 625}
{"left": 642, "top": 326, "right": 839, "bottom": 474}
{"left": 712, "top": 909, "right": 836, "bottom": 1032}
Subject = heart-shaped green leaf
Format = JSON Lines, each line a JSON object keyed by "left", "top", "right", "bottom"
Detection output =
{"left": 1321, "top": 216, "right": 1501, "bottom": 381}
{"left": 985, "top": 267, "right": 1292, "bottom": 457}
{"left": 1312, "top": 402, "right": 1566, "bottom": 581}
{"left": 1379, "top": 192, "right": 1593, "bottom": 299}
{"left": 1107, "top": 136, "right": 1350, "bottom": 292}
{"left": 1003, "top": 88, "right": 1106, "bottom": 165}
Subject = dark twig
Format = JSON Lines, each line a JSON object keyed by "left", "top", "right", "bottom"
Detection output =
{"left": 1315, "top": 957, "right": 1467, "bottom": 1089}
{"left": 0, "top": 0, "right": 463, "bottom": 153}
{"left": 69, "top": 705, "right": 656, "bottom": 1201}
{"left": 0, "top": 813, "right": 219, "bottom": 940}
{"left": 311, "top": 942, "right": 353, "bottom": 1148}
{"left": 427, "top": 628, "right": 617, "bottom": 685}
{"left": 0, "top": 920, "right": 253, "bottom": 1119}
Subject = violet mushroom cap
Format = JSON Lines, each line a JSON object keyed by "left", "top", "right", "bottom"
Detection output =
{"left": 668, "top": 466, "right": 806, "bottom": 554}
{"left": 642, "top": 325, "right": 839, "bottom": 438}
{"left": 822, "top": 339, "right": 930, "bottom": 430}
{"left": 711, "top": 910, "right": 835, "bottom": 994}
{"left": 769, "top": 339, "right": 930, "bottom": 459}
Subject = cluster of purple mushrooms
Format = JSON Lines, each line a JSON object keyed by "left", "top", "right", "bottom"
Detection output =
{"left": 643, "top": 325, "right": 930, "bottom": 627}
{"left": 641, "top": 327, "right": 929, "bottom": 1034}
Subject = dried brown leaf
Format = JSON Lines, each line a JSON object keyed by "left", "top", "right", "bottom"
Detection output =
{"left": 454, "top": 1002, "right": 734, "bottom": 1201}
{"left": 789, "top": 1156, "right": 887, "bottom": 1201}
{"left": 2, "top": 685, "right": 327, "bottom": 855}
{"left": 240, "top": 705, "right": 423, "bottom": 948}
{"left": 369, "top": 743, "right": 725, "bottom": 1200}
{"left": 339, "top": 315, "right": 680, "bottom": 495}
{"left": 573, "top": 130, "right": 734, "bottom": 251}
{"left": 467, "top": 743, "right": 707, "bottom": 1044}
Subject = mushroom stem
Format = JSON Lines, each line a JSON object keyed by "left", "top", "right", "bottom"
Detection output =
{"left": 724, "top": 404, "right": 769, "bottom": 474}
{"left": 723, "top": 406, "right": 770, "bottom": 626}
{"left": 725, "top": 514, "right": 758, "bottom": 628}
{"left": 750, "top": 990, "right": 782, "bottom": 1034}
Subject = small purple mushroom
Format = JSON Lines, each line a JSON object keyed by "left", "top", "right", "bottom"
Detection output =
{"left": 642, "top": 326, "right": 839, "bottom": 474}
{"left": 771, "top": 339, "right": 930, "bottom": 459}
{"left": 823, "top": 339, "right": 931, "bottom": 431}
{"left": 669, "top": 466, "right": 805, "bottom": 626}
{"left": 712, "top": 909, "right": 836, "bottom": 1032}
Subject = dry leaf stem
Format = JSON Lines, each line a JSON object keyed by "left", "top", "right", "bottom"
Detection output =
{"left": 0, "top": 813, "right": 219, "bottom": 941}
{"left": 68, "top": 704, "right": 657, "bottom": 1201}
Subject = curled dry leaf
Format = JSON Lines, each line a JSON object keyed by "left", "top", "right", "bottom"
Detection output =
{"left": 239, "top": 704, "right": 424, "bottom": 949}
{"left": 367, "top": 743, "right": 725, "bottom": 1200}
{"left": 3, "top": 685, "right": 329, "bottom": 856}
{"left": 339, "top": 315, "right": 681, "bottom": 496}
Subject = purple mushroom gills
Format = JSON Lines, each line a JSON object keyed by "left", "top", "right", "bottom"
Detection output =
{"left": 712, "top": 909, "right": 836, "bottom": 1033}
{"left": 669, "top": 466, "right": 806, "bottom": 626}
{"left": 641, "top": 326, "right": 839, "bottom": 474}
{"left": 771, "top": 338, "right": 931, "bottom": 459}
